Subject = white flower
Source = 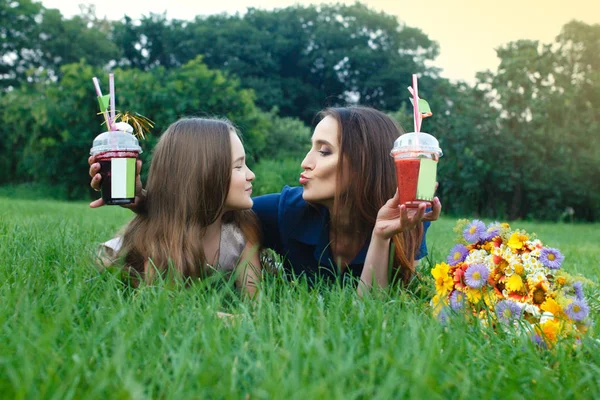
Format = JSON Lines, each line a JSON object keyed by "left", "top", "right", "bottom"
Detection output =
{"left": 523, "top": 304, "right": 541, "bottom": 317}
{"left": 465, "top": 249, "right": 487, "bottom": 265}
{"left": 527, "top": 271, "right": 547, "bottom": 286}
{"left": 484, "top": 255, "right": 495, "bottom": 271}
{"left": 540, "top": 312, "right": 554, "bottom": 324}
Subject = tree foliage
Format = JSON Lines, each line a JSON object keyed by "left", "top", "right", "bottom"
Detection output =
{"left": 0, "top": 56, "right": 267, "bottom": 199}
{"left": 111, "top": 3, "right": 439, "bottom": 122}
{"left": 0, "top": 1, "right": 598, "bottom": 221}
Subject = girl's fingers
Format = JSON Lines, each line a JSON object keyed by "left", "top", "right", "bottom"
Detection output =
{"left": 91, "top": 173, "right": 102, "bottom": 191}
{"left": 89, "top": 198, "right": 105, "bottom": 208}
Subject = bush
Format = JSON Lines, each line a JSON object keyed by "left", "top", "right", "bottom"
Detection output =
{"left": 251, "top": 157, "right": 304, "bottom": 196}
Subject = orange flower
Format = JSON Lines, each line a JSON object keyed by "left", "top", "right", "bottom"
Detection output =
{"left": 453, "top": 264, "right": 467, "bottom": 289}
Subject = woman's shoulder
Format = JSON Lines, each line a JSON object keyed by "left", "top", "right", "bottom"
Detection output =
{"left": 279, "top": 185, "right": 306, "bottom": 208}
{"left": 252, "top": 185, "right": 308, "bottom": 223}
{"left": 253, "top": 185, "right": 305, "bottom": 207}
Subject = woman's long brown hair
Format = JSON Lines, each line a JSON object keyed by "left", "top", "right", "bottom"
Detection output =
{"left": 320, "top": 106, "right": 424, "bottom": 285}
{"left": 117, "top": 117, "right": 258, "bottom": 284}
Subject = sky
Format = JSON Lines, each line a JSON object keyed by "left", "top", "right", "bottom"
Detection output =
{"left": 40, "top": 0, "right": 600, "bottom": 85}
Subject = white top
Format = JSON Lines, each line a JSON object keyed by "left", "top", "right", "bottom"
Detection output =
{"left": 100, "top": 222, "right": 247, "bottom": 272}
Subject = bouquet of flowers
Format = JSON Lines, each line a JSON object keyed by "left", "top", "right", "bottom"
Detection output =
{"left": 431, "top": 219, "right": 592, "bottom": 347}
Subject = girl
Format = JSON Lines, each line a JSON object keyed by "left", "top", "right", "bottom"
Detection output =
{"left": 98, "top": 118, "right": 261, "bottom": 295}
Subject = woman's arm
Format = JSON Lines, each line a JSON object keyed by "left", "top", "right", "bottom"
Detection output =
{"left": 358, "top": 191, "right": 441, "bottom": 296}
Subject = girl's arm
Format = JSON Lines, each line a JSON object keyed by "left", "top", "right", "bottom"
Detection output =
{"left": 235, "top": 241, "right": 262, "bottom": 297}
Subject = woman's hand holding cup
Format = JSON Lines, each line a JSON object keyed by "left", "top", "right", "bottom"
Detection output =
{"left": 373, "top": 188, "right": 442, "bottom": 240}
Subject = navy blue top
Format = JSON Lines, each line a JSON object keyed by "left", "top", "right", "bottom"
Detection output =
{"left": 252, "top": 186, "right": 430, "bottom": 285}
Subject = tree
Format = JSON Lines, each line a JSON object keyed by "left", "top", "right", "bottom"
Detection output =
{"left": 475, "top": 20, "right": 600, "bottom": 221}
{"left": 0, "top": 1, "right": 118, "bottom": 89}
{"left": 0, "top": 0, "right": 44, "bottom": 89}
{"left": 112, "top": 3, "right": 440, "bottom": 123}
{"left": 0, "top": 56, "right": 268, "bottom": 199}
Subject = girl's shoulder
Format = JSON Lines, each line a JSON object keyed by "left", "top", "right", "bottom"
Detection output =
{"left": 218, "top": 222, "right": 247, "bottom": 271}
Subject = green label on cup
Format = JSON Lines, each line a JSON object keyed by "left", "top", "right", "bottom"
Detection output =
{"left": 111, "top": 158, "right": 136, "bottom": 198}
{"left": 416, "top": 158, "right": 437, "bottom": 201}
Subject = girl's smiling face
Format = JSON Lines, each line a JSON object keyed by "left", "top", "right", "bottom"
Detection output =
{"left": 225, "top": 132, "right": 255, "bottom": 211}
{"left": 300, "top": 116, "right": 347, "bottom": 208}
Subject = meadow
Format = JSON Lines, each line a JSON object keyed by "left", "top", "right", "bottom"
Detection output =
{"left": 1, "top": 196, "right": 599, "bottom": 399}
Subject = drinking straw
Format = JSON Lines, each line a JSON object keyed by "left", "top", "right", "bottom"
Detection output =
{"left": 412, "top": 74, "right": 421, "bottom": 133}
{"left": 92, "top": 77, "right": 112, "bottom": 130}
{"left": 109, "top": 73, "right": 116, "bottom": 129}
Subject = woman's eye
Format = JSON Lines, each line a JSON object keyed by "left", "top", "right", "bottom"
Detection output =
{"left": 318, "top": 150, "right": 331, "bottom": 156}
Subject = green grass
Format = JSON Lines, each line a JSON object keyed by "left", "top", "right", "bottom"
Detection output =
{"left": 1, "top": 197, "right": 599, "bottom": 399}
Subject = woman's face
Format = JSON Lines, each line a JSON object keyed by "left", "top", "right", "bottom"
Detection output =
{"left": 225, "top": 132, "right": 255, "bottom": 211}
{"left": 300, "top": 116, "right": 346, "bottom": 208}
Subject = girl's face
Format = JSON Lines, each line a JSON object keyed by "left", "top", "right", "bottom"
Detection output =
{"left": 225, "top": 132, "right": 255, "bottom": 211}
{"left": 300, "top": 116, "right": 347, "bottom": 208}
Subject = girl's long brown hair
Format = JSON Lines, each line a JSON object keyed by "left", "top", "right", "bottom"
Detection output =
{"left": 117, "top": 117, "right": 258, "bottom": 284}
{"left": 320, "top": 106, "right": 424, "bottom": 285}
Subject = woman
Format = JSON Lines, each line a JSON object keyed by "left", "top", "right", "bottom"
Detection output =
{"left": 90, "top": 107, "right": 439, "bottom": 291}
{"left": 97, "top": 117, "right": 261, "bottom": 295}
{"left": 251, "top": 106, "right": 439, "bottom": 291}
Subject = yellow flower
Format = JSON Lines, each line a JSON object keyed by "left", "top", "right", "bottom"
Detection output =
{"left": 541, "top": 298, "right": 562, "bottom": 316}
{"left": 506, "top": 274, "right": 525, "bottom": 292}
{"left": 483, "top": 290, "right": 497, "bottom": 308}
{"left": 466, "top": 288, "right": 482, "bottom": 304}
{"left": 538, "top": 320, "right": 561, "bottom": 344}
{"left": 513, "top": 263, "right": 524, "bottom": 275}
{"left": 482, "top": 242, "right": 494, "bottom": 252}
{"left": 432, "top": 293, "right": 448, "bottom": 309}
{"left": 507, "top": 232, "right": 528, "bottom": 250}
{"left": 432, "top": 263, "right": 454, "bottom": 295}
{"left": 556, "top": 276, "right": 567, "bottom": 285}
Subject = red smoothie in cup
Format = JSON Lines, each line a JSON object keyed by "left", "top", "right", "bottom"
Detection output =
{"left": 391, "top": 132, "right": 442, "bottom": 208}
{"left": 395, "top": 158, "right": 421, "bottom": 206}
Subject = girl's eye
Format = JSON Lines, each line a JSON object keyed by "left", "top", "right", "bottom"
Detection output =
{"left": 318, "top": 150, "right": 331, "bottom": 156}
{"left": 234, "top": 165, "right": 243, "bottom": 170}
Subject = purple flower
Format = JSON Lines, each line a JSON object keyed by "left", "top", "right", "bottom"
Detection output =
{"left": 447, "top": 244, "right": 469, "bottom": 266}
{"left": 573, "top": 281, "right": 585, "bottom": 301}
{"left": 564, "top": 297, "right": 589, "bottom": 321}
{"left": 450, "top": 290, "right": 466, "bottom": 311}
{"left": 463, "top": 220, "right": 485, "bottom": 243}
{"left": 539, "top": 247, "right": 564, "bottom": 270}
{"left": 438, "top": 307, "right": 450, "bottom": 326}
{"left": 481, "top": 222, "right": 501, "bottom": 242}
{"left": 464, "top": 263, "right": 489, "bottom": 289}
{"left": 531, "top": 334, "right": 548, "bottom": 349}
{"left": 495, "top": 300, "right": 523, "bottom": 324}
